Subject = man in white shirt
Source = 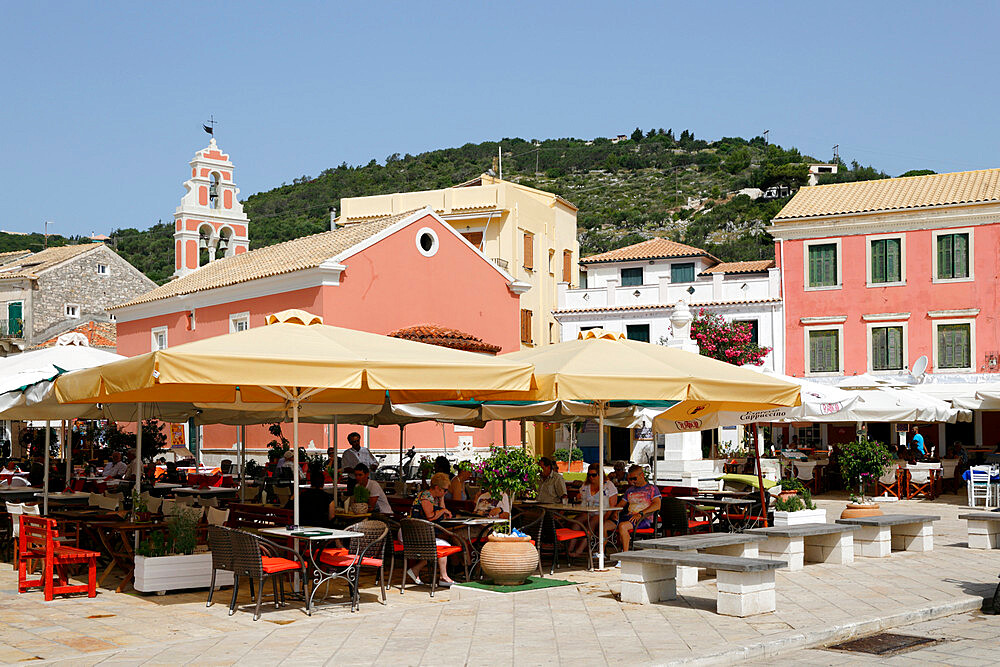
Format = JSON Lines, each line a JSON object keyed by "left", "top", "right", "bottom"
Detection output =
{"left": 340, "top": 432, "right": 378, "bottom": 472}
{"left": 352, "top": 463, "right": 391, "bottom": 514}
{"left": 536, "top": 456, "right": 568, "bottom": 504}
{"left": 102, "top": 452, "right": 128, "bottom": 479}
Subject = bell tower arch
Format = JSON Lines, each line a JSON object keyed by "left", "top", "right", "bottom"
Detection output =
{"left": 173, "top": 138, "right": 250, "bottom": 278}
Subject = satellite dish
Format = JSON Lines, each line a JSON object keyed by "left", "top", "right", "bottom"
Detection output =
{"left": 911, "top": 355, "right": 929, "bottom": 381}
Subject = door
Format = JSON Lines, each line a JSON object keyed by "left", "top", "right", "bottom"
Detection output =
{"left": 6, "top": 301, "right": 22, "bottom": 338}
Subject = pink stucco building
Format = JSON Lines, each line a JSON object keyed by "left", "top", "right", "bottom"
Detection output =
{"left": 110, "top": 142, "right": 525, "bottom": 462}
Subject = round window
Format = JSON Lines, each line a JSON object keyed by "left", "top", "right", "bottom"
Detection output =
{"left": 415, "top": 227, "right": 439, "bottom": 257}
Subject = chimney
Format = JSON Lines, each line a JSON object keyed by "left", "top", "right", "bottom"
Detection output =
{"left": 329, "top": 207, "right": 338, "bottom": 230}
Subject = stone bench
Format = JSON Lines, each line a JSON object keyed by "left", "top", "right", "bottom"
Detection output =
{"left": 836, "top": 514, "right": 939, "bottom": 557}
{"left": 612, "top": 549, "right": 786, "bottom": 617}
{"left": 959, "top": 512, "right": 1000, "bottom": 549}
{"left": 747, "top": 523, "right": 857, "bottom": 571}
{"left": 635, "top": 533, "right": 765, "bottom": 587}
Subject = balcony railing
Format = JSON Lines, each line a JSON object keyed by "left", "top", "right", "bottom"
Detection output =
{"left": 490, "top": 257, "right": 509, "bottom": 271}
{"left": 0, "top": 318, "right": 24, "bottom": 339}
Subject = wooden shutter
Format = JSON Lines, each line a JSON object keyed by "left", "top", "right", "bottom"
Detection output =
{"left": 938, "top": 324, "right": 970, "bottom": 368}
{"left": 808, "top": 244, "right": 836, "bottom": 287}
{"left": 887, "top": 326, "right": 902, "bottom": 369}
{"left": 871, "top": 240, "right": 886, "bottom": 284}
{"left": 523, "top": 233, "right": 533, "bottom": 269}
{"left": 563, "top": 250, "right": 572, "bottom": 283}
{"left": 809, "top": 330, "right": 838, "bottom": 372}
{"left": 872, "top": 327, "right": 886, "bottom": 370}
{"left": 937, "top": 235, "right": 953, "bottom": 279}
{"left": 886, "top": 238, "right": 901, "bottom": 282}
{"left": 954, "top": 233, "right": 969, "bottom": 278}
{"left": 520, "top": 309, "right": 533, "bottom": 344}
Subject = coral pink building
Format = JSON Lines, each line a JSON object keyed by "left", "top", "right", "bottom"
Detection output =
{"left": 110, "top": 142, "right": 526, "bottom": 462}
{"left": 770, "top": 169, "right": 1000, "bottom": 447}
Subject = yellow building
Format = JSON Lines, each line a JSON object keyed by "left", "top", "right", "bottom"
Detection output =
{"left": 339, "top": 174, "right": 580, "bottom": 349}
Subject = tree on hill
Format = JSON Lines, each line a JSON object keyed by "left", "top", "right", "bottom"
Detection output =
{"left": 630, "top": 127, "right": 644, "bottom": 142}
{"left": 899, "top": 169, "right": 936, "bottom": 177}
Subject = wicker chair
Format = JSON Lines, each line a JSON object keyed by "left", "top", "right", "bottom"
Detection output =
{"left": 229, "top": 529, "right": 306, "bottom": 621}
{"left": 206, "top": 525, "right": 237, "bottom": 611}
{"left": 398, "top": 518, "right": 466, "bottom": 597}
{"left": 660, "top": 497, "right": 711, "bottom": 536}
{"left": 315, "top": 519, "right": 388, "bottom": 612}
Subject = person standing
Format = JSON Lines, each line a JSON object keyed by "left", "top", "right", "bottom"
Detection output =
{"left": 911, "top": 426, "right": 926, "bottom": 458}
{"left": 340, "top": 432, "right": 378, "bottom": 473}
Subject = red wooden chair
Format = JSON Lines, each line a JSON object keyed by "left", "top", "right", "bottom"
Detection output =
{"left": 18, "top": 515, "right": 99, "bottom": 601}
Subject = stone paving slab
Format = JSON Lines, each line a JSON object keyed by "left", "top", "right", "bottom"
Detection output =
{"left": 1, "top": 494, "right": 997, "bottom": 666}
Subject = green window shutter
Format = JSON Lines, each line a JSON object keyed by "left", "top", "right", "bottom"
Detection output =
{"left": 938, "top": 324, "right": 971, "bottom": 369}
{"left": 671, "top": 262, "right": 695, "bottom": 283}
{"left": 886, "top": 239, "right": 901, "bottom": 282}
{"left": 938, "top": 235, "right": 952, "bottom": 279}
{"left": 810, "top": 330, "right": 839, "bottom": 372}
{"left": 954, "top": 233, "right": 969, "bottom": 278}
{"left": 808, "top": 244, "right": 837, "bottom": 287}
{"left": 871, "top": 240, "right": 885, "bottom": 284}
{"left": 872, "top": 327, "right": 886, "bottom": 370}
{"left": 887, "top": 326, "right": 903, "bottom": 369}
{"left": 621, "top": 267, "right": 643, "bottom": 286}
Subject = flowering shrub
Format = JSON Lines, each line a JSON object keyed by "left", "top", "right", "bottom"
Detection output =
{"left": 690, "top": 310, "right": 771, "bottom": 366}
{"left": 838, "top": 437, "right": 894, "bottom": 503}
{"left": 476, "top": 446, "right": 540, "bottom": 503}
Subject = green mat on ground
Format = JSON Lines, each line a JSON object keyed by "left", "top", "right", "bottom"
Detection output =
{"left": 456, "top": 577, "right": 576, "bottom": 593}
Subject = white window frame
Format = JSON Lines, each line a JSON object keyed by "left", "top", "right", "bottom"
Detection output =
{"left": 803, "top": 238, "right": 842, "bottom": 291}
{"left": 866, "top": 321, "right": 908, "bottom": 374}
{"left": 415, "top": 227, "right": 439, "bottom": 258}
{"left": 151, "top": 326, "right": 168, "bottom": 351}
{"left": 932, "top": 318, "right": 975, "bottom": 373}
{"left": 64, "top": 303, "right": 80, "bottom": 319}
{"left": 931, "top": 227, "right": 974, "bottom": 284}
{"left": 865, "top": 233, "right": 906, "bottom": 287}
{"left": 229, "top": 312, "right": 250, "bottom": 333}
{"left": 803, "top": 323, "right": 844, "bottom": 377}
{"left": 96, "top": 263, "right": 109, "bottom": 276}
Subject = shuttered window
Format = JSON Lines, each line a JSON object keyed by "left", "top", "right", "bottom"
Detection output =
{"left": 621, "top": 267, "right": 643, "bottom": 286}
{"left": 937, "top": 233, "right": 969, "bottom": 279}
{"left": 670, "top": 262, "right": 695, "bottom": 283}
{"left": 626, "top": 324, "right": 650, "bottom": 342}
{"left": 520, "top": 309, "right": 533, "bottom": 344}
{"left": 563, "top": 250, "right": 573, "bottom": 283}
{"left": 523, "top": 233, "right": 534, "bottom": 270}
{"left": 807, "top": 244, "right": 838, "bottom": 287}
{"left": 870, "top": 238, "right": 901, "bottom": 284}
{"left": 808, "top": 330, "right": 839, "bottom": 373}
{"left": 871, "top": 326, "right": 903, "bottom": 371}
{"left": 937, "top": 323, "right": 971, "bottom": 369}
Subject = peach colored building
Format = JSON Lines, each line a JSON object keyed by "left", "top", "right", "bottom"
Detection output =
{"left": 770, "top": 169, "right": 1000, "bottom": 447}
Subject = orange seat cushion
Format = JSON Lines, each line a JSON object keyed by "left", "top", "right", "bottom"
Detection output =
{"left": 635, "top": 527, "right": 655, "bottom": 534}
{"left": 554, "top": 528, "right": 586, "bottom": 541}
{"left": 393, "top": 541, "right": 404, "bottom": 552}
{"left": 436, "top": 545, "right": 462, "bottom": 557}
{"left": 261, "top": 556, "right": 301, "bottom": 574}
{"left": 319, "top": 550, "right": 383, "bottom": 569}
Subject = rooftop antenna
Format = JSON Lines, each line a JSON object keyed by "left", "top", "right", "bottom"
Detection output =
{"left": 832, "top": 144, "right": 839, "bottom": 163}
{"left": 43, "top": 220, "right": 53, "bottom": 249}
{"left": 203, "top": 115, "right": 218, "bottom": 137}
{"left": 762, "top": 129, "right": 769, "bottom": 145}
{"left": 498, "top": 145, "right": 503, "bottom": 181}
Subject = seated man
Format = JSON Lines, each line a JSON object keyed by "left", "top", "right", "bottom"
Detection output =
{"left": 285, "top": 463, "right": 334, "bottom": 527}
{"left": 615, "top": 465, "right": 661, "bottom": 554}
{"left": 536, "top": 456, "right": 568, "bottom": 504}
{"left": 101, "top": 452, "right": 128, "bottom": 479}
{"left": 353, "top": 463, "right": 391, "bottom": 514}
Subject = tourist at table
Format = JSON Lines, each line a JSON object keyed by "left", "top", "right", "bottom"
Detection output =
{"left": 433, "top": 456, "right": 452, "bottom": 477}
{"left": 162, "top": 461, "right": 181, "bottom": 484}
{"left": 284, "top": 463, "right": 333, "bottom": 526}
{"left": 536, "top": 457, "right": 568, "bottom": 504}
{"left": 407, "top": 472, "right": 457, "bottom": 587}
{"left": 607, "top": 460, "right": 628, "bottom": 486}
{"left": 353, "top": 463, "right": 391, "bottom": 514}
{"left": 570, "top": 462, "right": 619, "bottom": 557}
{"left": 101, "top": 452, "right": 128, "bottom": 479}
{"left": 341, "top": 432, "right": 378, "bottom": 473}
{"left": 615, "top": 465, "right": 661, "bottom": 555}
{"left": 446, "top": 466, "right": 472, "bottom": 501}
{"left": 276, "top": 450, "right": 295, "bottom": 471}
{"left": 473, "top": 490, "right": 510, "bottom": 519}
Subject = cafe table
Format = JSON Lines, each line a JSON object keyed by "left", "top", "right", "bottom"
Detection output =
{"left": 439, "top": 516, "right": 510, "bottom": 572}
{"left": 172, "top": 486, "right": 239, "bottom": 497}
{"left": 35, "top": 490, "right": 90, "bottom": 505}
{"left": 0, "top": 486, "right": 43, "bottom": 502}
{"left": 89, "top": 519, "right": 165, "bottom": 592}
{"left": 259, "top": 525, "right": 364, "bottom": 614}
{"left": 676, "top": 496, "right": 755, "bottom": 532}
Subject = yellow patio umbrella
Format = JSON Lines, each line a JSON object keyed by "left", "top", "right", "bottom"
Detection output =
{"left": 54, "top": 309, "right": 535, "bottom": 525}
{"left": 496, "top": 328, "right": 801, "bottom": 569}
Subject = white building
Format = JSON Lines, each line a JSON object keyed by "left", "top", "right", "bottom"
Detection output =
{"left": 554, "top": 238, "right": 784, "bottom": 372}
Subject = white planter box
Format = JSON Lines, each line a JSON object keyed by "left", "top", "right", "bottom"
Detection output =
{"left": 773, "top": 508, "right": 827, "bottom": 526}
{"left": 134, "top": 553, "right": 233, "bottom": 593}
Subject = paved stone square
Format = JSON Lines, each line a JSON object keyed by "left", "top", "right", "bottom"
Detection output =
{"left": 3, "top": 493, "right": 999, "bottom": 666}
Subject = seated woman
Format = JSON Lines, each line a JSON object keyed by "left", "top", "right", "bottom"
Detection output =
{"left": 473, "top": 489, "right": 511, "bottom": 519}
{"left": 407, "top": 472, "right": 457, "bottom": 587}
{"left": 571, "top": 462, "right": 619, "bottom": 556}
{"left": 607, "top": 460, "right": 628, "bottom": 487}
{"left": 284, "top": 463, "right": 333, "bottom": 527}
{"left": 446, "top": 466, "right": 472, "bottom": 501}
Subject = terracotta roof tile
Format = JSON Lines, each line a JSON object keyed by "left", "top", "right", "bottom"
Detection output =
{"left": 553, "top": 298, "right": 781, "bottom": 315}
{"left": 31, "top": 321, "right": 117, "bottom": 350}
{"left": 111, "top": 210, "right": 421, "bottom": 309}
{"left": 700, "top": 260, "right": 775, "bottom": 275}
{"left": 0, "top": 244, "right": 102, "bottom": 279}
{"left": 774, "top": 169, "right": 1000, "bottom": 221}
{"left": 582, "top": 238, "right": 714, "bottom": 264}
{"left": 388, "top": 324, "right": 502, "bottom": 355}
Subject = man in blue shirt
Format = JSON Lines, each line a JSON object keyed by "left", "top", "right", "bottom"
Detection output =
{"left": 911, "top": 426, "right": 926, "bottom": 457}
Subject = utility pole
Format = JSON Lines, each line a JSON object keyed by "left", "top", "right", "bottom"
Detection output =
{"left": 43, "top": 221, "right": 53, "bottom": 248}
{"left": 498, "top": 145, "right": 503, "bottom": 181}
{"left": 762, "top": 129, "right": 770, "bottom": 145}
{"left": 832, "top": 144, "right": 840, "bottom": 163}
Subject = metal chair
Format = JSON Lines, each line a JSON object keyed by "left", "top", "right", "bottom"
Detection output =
{"left": 398, "top": 517, "right": 466, "bottom": 597}
{"left": 315, "top": 519, "right": 387, "bottom": 612}
{"left": 205, "top": 525, "right": 237, "bottom": 611}
{"left": 660, "top": 497, "right": 711, "bottom": 536}
{"left": 968, "top": 466, "right": 994, "bottom": 508}
{"left": 229, "top": 528, "right": 306, "bottom": 621}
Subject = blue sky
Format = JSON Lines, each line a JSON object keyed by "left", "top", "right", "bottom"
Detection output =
{"left": 2, "top": 1, "right": 997, "bottom": 238}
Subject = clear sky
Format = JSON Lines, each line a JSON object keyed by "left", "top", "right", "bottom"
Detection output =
{"left": 2, "top": 1, "right": 997, "bottom": 237}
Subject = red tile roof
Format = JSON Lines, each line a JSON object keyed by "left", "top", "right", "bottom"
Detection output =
{"left": 700, "top": 260, "right": 775, "bottom": 275}
{"left": 32, "top": 321, "right": 117, "bottom": 350}
{"left": 388, "top": 324, "right": 502, "bottom": 355}
{"left": 582, "top": 238, "right": 715, "bottom": 264}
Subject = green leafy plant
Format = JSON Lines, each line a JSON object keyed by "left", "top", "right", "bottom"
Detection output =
{"left": 417, "top": 456, "right": 435, "bottom": 477}
{"left": 266, "top": 424, "right": 290, "bottom": 458}
{"left": 352, "top": 485, "right": 371, "bottom": 504}
{"left": 778, "top": 478, "right": 806, "bottom": 493}
{"left": 476, "top": 447, "right": 541, "bottom": 505}
{"left": 137, "top": 506, "right": 200, "bottom": 557}
{"left": 455, "top": 459, "right": 476, "bottom": 473}
{"left": 98, "top": 420, "right": 168, "bottom": 461}
{"left": 552, "top": 447, "right": 584, "bottom": 463}
{"left": 691, "top": 310, "right": 771, "bottom": 366}
{"left": 838, "top": 437, "right": 895, "bottom": 504}
{"left": 245, "top": 459, "right": 263, "bottom": 479}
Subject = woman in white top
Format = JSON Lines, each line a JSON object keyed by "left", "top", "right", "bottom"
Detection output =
{"left": 571, "top": 462, "right": 619, "bottom": 556}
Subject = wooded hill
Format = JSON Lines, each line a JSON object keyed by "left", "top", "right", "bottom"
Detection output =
{"left": 3, "top": 131, "right": 897, "bottom": 284}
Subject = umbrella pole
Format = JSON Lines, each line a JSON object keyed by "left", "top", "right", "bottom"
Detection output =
{"left": 135, "top": 404, "right": 143, "bottom": 552}
{"left": 292, "top": 399, "right": 300, "bottom": 527}
{"left": 332, "top": 417, "right": 339, "bottom": 510}
{"left": 752, "top": 423, "right": 768, "bottom": 528}
{"left": 502, "top": 420, "right": 507, "bottom": 447}
{"left": 63, "top": 420, "right": 70, "bottom": 491}
{"left": 598, "top": 401, "right": 607, "bottom": 570}
{"left": 398, "top": 424, "right": 405, "bottom": 485}
{"left": 239, "top": 425, "right": 246, "bottom": 503}
{"left": 43, "top": 420, "right": 50, "bottom": 516}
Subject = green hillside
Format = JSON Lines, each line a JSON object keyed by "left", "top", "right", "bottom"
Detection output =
{"left": 9, "top": 131, "right": 893, "bottom": 284}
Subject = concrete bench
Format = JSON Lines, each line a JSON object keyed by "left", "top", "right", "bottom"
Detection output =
{"left": 836, "top": 514, "right": 939, "bottom": 557}
{"left": 612, "top": 549, "right": 786, "bottom": 617}
{"left": 747, "top": 523, "right": 857, "bottom": 571}
{"left": 959, "top": 512, "right": 1000, "bottom": 549}
{"left": 635, "top": 533, "right": 765, "bottom": 587}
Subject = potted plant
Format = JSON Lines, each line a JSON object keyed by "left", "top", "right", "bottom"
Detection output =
{"left": 553, "top": 446, "right": 585, "bottom": 473}
{"left": 838, "top": 437, "right": 895, "bottom": 519}
{"left": 134, "top": 506, "right": 230, "bottom": 593}
{"left": 771, "top": 479, "right": 826, "bottom": 526}
{"left": 350, "top": 485, "right": 370, "bottom": 514}
{"left": 476, "top": 447, "right": 541, "bottom": 586}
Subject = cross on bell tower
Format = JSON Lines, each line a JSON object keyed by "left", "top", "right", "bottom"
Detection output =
{"left": 173, "top": 138, "right": 250, "bottom": 278}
